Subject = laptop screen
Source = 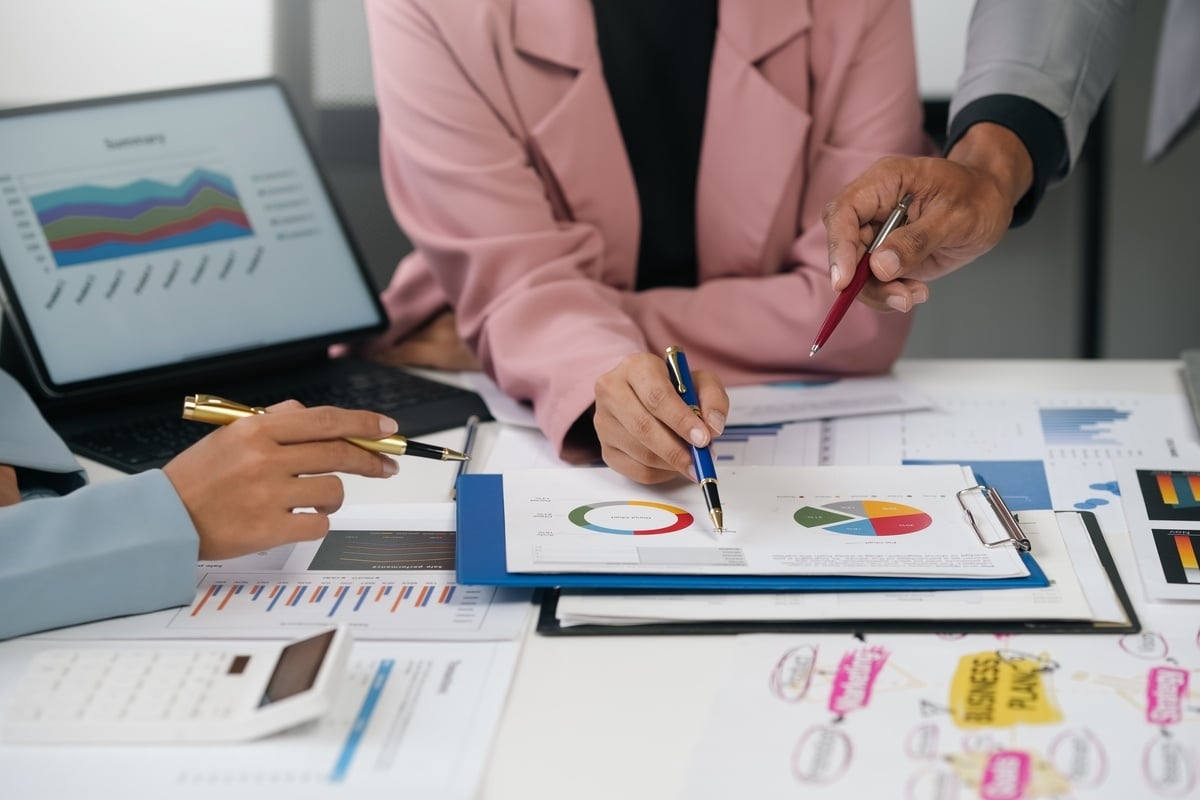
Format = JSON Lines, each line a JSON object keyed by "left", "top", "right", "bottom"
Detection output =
{"left": 0, "top": 80, "right": 384, "bottom": 397}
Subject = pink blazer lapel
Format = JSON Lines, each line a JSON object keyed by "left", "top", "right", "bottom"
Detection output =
{"left": 698, "top": 0, "right": 814, "bottom": 278}
{"left": 511, "top": 0, "right": 640, "bottom": 289}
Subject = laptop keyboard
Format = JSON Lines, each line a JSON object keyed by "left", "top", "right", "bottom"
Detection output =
{"left": 66, "top": 365, "right": 489, "bottom": 473}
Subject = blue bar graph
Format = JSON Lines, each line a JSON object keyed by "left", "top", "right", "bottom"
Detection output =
{"left": 1039, "top": 408, "right": 1131, "bottom": 446}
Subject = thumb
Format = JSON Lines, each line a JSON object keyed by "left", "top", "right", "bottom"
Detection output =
{"left": 868, "top": 219, "right": 935, "bottom": 283}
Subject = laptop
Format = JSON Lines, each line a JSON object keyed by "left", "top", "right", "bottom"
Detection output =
{"left": 0, "top": 78, "right": 490, "bottom": 473}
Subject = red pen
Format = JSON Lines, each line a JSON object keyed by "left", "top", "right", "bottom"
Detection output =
{"left": 809, "top": 192, "right": 913, "bottom": 357}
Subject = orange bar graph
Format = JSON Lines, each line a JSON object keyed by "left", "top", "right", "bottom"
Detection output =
{"left": 1157, "top": 473, "right": 1179, "bottom": 505}
{"left": 416, "top": 586, "right": 431, "bottom": 607}
{"left": 191, "top": 583, "right": 220, "bottom": 616}
{"left": 1189, "top": 475, "right": 1200, "bottom": 504}
{"left": 1176, "top": 535, "right": 1199, "bottom": 570}
{"left": 376, "top": 585, "right": 387, "bottom": 602}
{"left": 217, "top": 584, "right": 239, "bottom": 611}
{"left": 439, "top": 585, "right": 452, "bottom": 603}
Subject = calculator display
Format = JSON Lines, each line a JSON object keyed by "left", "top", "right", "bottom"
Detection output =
{"left": 261, "top": 629, "right": 336, "bottom": 705}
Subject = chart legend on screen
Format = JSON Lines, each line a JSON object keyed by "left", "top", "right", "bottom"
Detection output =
{"left": 168, "top": 572, "right": 492, "bottom": 634}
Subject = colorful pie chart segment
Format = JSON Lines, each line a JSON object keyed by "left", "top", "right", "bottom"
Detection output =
{"left": 569, "top": 501, "right": 695, "bottom": 535}
{"left": 793, "top": 500, "right": 932, "bottom": 537}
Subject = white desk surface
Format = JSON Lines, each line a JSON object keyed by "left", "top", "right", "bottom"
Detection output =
{"left": 61, "top": 359, "right": 1198, "bottom": 799}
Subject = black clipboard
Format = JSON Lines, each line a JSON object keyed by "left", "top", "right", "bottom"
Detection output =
{"left": 535, "top": 511, "right": 1139, "bottom": 636}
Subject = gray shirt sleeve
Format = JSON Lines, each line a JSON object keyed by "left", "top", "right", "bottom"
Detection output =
{"left": 950, "top": 0, "right": 1135, "bottom": 179}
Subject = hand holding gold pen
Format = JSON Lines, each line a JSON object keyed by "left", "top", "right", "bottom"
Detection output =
{"left": 182, "top": 394, "right": 469, "bottom": 462}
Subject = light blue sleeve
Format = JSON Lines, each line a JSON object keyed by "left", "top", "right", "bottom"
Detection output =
{"left": 0, "top": 370, "right": 199, "bottom": 640}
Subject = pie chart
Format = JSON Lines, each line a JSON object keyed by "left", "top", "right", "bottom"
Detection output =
{"left": 793, "top": 500, "right": 932, "bottom": 537}
{"left": 569, "top": 501, "right": 695, "bottom": 535}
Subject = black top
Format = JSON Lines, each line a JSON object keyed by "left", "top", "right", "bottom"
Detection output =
{"left": 591, "top": 0, "right": 718, "bottom": 289}
{"left": 946, "top": 95, "right": 1068, "bottom": 228}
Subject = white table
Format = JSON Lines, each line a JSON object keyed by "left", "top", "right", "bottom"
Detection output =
{"left": 70, "top": 359, "right": 1197, "bottom": 799}
{"left": 477, "top": 358, "right": 1193, "bottom": 800}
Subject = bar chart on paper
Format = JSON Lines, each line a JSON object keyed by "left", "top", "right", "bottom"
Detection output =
{"left": 168, "top": 572, "right": 494, "bottom": 635}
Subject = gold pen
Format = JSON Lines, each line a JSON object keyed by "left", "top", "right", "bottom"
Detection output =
{"left": 182, "top": 394, "right": 469, "bottom": 462}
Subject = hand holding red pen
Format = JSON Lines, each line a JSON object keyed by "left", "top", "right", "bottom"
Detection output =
{"left": 810, "top": 193, "right": 913, "bottom": 356}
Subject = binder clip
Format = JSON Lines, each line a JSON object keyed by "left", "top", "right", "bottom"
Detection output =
{"left": 957, "top": 485, "right": 1032, "bottom": 552}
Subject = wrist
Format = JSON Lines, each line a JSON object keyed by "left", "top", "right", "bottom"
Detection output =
{"left": 946, "top": 123, "right": 1034, "bottom": 209}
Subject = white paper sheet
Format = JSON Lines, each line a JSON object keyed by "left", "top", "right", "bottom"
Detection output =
{"left": 0, "top": 639, "right": 520, "bottom": 800}
{"left": 723, "top": 375, "right": 933, "bottom": 425}
{"left": 682, "top": 622, "right": 1200, "bottom": 799}
{"left": 501, "top": 465, "right": 1030, "bottom": 579}
{"left": 32, "top": 504, "right": 534, "bottom": 642}
{"left": 1116, "top": 459, "right": 1200, "bottom": 601}
{"left": 554, "top": 510, "right": 1118, "bottom": 626}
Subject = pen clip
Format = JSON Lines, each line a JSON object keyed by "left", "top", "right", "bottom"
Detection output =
{"left": 664, "top": 346, "right": 687, "bottom": 396}
{"left": 866, "top": 192, "right": 914, "bottom": 253}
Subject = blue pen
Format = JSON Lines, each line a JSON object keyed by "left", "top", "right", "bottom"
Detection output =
{"left": 665, "top": 346, "right": 725, "bottom": 531}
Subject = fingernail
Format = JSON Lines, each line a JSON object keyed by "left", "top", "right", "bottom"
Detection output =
{"left": 380, "top": 416, "right": 398, "bottom": 435}
{"left": 886, "top": 295, "right": 909, "bottom": 313}
{"left": 689, "top": 427, "right": 708, "bottom": 447}
{"left": 383, "top": 458, "right": 399, "bottom": 476}
{"left": 913, "top": 286, "right": 930, "bottom": 304}
{"left": 830, "top": 263, "right": 842, "bottom": 289}
{"left": 706, "top": 410, "right": 726, "bottom": 436}
{"left": 873, "top": 249, "right": 901, "bottom": 280}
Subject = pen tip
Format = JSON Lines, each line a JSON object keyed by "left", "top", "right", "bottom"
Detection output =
{"left": 710, "top": 508, "right": 724, "bottom": 531}
{"left": 444, "top": 451, "right": 469, "bottom": 462}
{"left": 809, "top": 344, "right": 820, "bottom": 357}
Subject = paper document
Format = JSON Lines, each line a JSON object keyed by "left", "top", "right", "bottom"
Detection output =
{"left": 501, "top": 465, "right": 1030, "bottom": 579}
{"left": 33, "top": 504, "right": 533, "bottom": 642}
{"left": 682, "top": 624, "right": 1200, "bottom": 799}
{"left": 553, "top": 510, "right": 1126, "bottom": 627}
{"left": 723, "top": 375, "right": 933, "bottom": 425}
{"left": 1116, "top": 458, "right": 1200, "bottom": 601}
{"left": 469, "top": 372, "right": 933, "bottom": 429}
{"left": 0, "top": 639, "right": 519, "bottom": 800}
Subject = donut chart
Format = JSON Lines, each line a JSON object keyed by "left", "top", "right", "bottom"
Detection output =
{"left": 793, "top": 500, "right": 932, "bottom": 537}
{"left": 568, "top": 501, "right": 694, "bottom": 535}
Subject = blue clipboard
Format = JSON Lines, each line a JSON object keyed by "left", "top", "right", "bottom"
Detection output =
{"left": 455, "top": 474, "right": 1048, "bottom": 591}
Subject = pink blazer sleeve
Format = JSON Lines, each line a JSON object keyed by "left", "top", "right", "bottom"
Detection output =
{"left": 366, "top": 1, "right": 648, "bottom": 452}
{"left": 620, "top": 0, "right": 927, "bottom": 384}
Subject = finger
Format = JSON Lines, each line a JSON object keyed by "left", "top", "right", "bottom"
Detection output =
{"left": 258, "top": 405, "right": 399, "bottom": 444}
{"left": 822, "top": 159, "right": 907, "bottom": 291}
{"left": 282, "top": 440, "right": 397, "bottom": 478}
{"left": 691, "top": 370, "right": 729, "bottom": 435}
{"left": 867, "top": 216, "right": 939, "bottom": 283}
{"left": 282, "top": 474, "right": 346, "bottom": 515}
{"left": 600, "top": 442, "right": 685, "bottom": 486}
{"left": 858, "top": 277, "right": 929, "bottom": 313}
{"left": 624, "top": 375, "right": 707, "bottom": 478}
{"left": 265, "top": 399, "right": 305, "bottom": 413}
{"left": 282, "top": 511, "right": 333, "bottom": 543}
{"left": 594, "top": 381, "right": 693, "bottom": 478}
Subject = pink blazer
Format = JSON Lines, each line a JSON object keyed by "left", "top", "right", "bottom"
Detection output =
{"left": 364, "top": 0, "right": 927, "bottom": 453}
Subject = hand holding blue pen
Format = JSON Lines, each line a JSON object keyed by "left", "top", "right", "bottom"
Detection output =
{"left": 665, "top": 346, "right": 725, "bottom": 532}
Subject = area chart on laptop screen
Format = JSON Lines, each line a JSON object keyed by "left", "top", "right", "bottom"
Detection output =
{"left": 29, "top": 166, "right": 254, "bottom": 267}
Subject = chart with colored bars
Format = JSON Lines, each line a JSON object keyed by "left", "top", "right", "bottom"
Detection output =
{"left": 1039, "top": 407, "right": 1131, "bottom": 447}
{"left": 1136, "top": 469, "right": 1200, "bottom": 520}
{"left": 30, "top": 167, "right": 253, "bottom": 267}
{"left": 167, "top": 572, "right": 493, "bottom": 635}
{"left": 793, "top": 500, "right": 933, "bottom": 537}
